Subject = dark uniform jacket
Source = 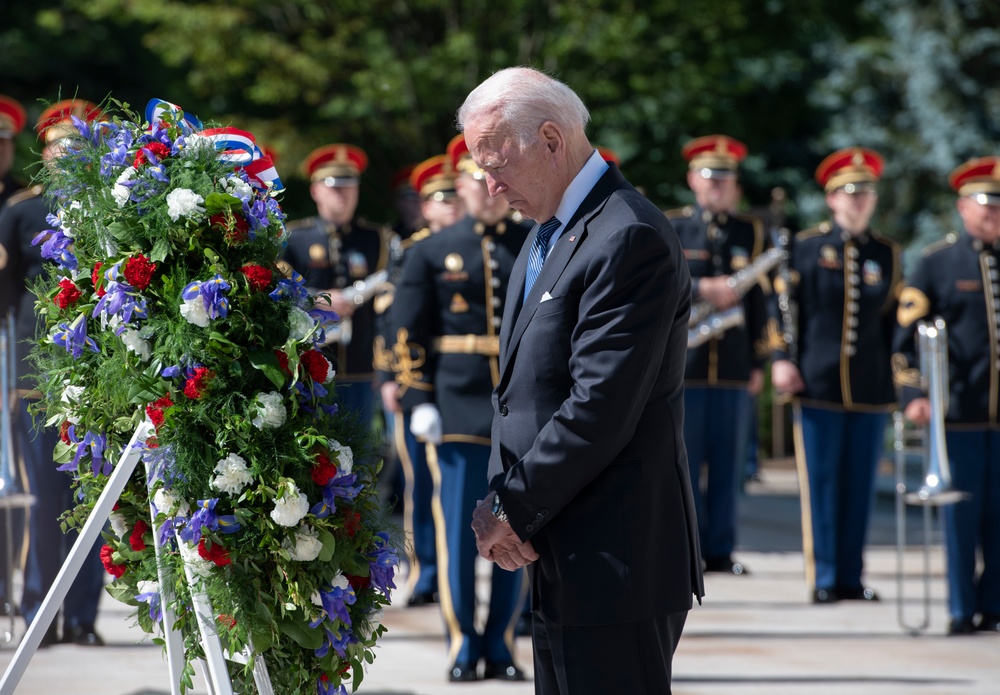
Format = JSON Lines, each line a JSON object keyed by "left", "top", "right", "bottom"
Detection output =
{"left": 893, "top": 232, "right": 1000, "bottom": 428}
{"left": 0, "top": 174, "right": 26, "bottom": 319}
{"left": 0, "top": 173, "right": 24, "bottom": 211}
{"left": 771, "top": 221, "right": 902, "bottom": 410}
{"left": 667, "top": 204, "right": 769, "bottom": 386}
{"left": 0, "top": 185, "right": 50, "bottom": 392}
{"left": 280, "top": 216, "right": 388, "bottom": 380}
{"left": 391, "top": 215, "right": 530, "bottom": 441}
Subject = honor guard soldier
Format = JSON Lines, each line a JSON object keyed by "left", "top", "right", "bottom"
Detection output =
{"left": 0, "top": 95, "right": 27, "bottom": 210}
{"left": 0, "top": 100, "right": 108, "bottom": 646}
{"left": 893, "top": 157, "right": 1000, "bottom": 635}
{"left": 770, "top": 147, "right": 902, "bottom": 604}
{"left": 392, "top": 137, "right": 529, "bottom": 682}
{"left": 281, "top": 143, "right": 389, "bottom": 432}
{"left": 667, "top": 134, "right": 768, "bottom": 576}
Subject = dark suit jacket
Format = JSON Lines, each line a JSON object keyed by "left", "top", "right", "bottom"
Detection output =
{"left": 488, "top": 164, "right": 704, "bottom": 626}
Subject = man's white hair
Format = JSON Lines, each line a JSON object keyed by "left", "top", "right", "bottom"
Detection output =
{"left": 457, "top": 67, "right": 590, "bottom": 148}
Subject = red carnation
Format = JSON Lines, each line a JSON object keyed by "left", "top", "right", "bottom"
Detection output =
{"left": 129, "top": 519, "right": 149, "bottom": 551}
{"left": 311, "top": 452, "right": 338, "bottom": 486}
{"left": 274, "top": 350, "right": 291, "bottom": 376}
{"left": 124, "top": 253, "right": 157, "bottom": 291}
{"left": 145, "top": 436, "right": 159, "bottom": 449}
{"left": 54, "top": 278, "right": 82, "bottom": 309}
{"left": 92, "top": 262, "right": 106, "bottom": 297}
{"left": 183, "top": 367, "right": 213, "bottom": 399}
{"left": 240, "top": 264, "right": 273, "bottom": 292}
{"left": 59, "top": 420, "right": 72, "bottom": 444}
{"left": 343, "top": 510, "right": 362, "bottom": 538}
{"left": 346, "top": 573, "right": 370, "bottom": 592}
{"left": 300, "top": 349, "right": 331, "bottom": 383}
{"left": 133, "top": 141, "right": 171, "bottom": 168}
{"left": 100, "top": 544, "right": 126, "bottom": 578}
{"left": 146, "top": 394, "right": 174, "bottom": 429}
{"left": 218, "top": 614, "right": 237, "bottom": 629}
{"left": 198, "top": 538, "right": 232, "bottom": 567}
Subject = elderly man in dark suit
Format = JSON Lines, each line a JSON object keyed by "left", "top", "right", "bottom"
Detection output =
{"left": 465, "top": 67, "right": 703, "bottom": 694}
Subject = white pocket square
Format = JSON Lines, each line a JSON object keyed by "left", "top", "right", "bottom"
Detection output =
{"left": 540, "top": 292, "right": 554, "bottom": 303}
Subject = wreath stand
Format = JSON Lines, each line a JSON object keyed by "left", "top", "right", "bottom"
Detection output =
{"left": 0, "top": 420, "right": 274, "bottom": 695}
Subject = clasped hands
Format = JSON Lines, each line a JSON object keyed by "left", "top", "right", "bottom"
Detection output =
{"left": 471, "top": 497, "right": 539, "bottom": 571}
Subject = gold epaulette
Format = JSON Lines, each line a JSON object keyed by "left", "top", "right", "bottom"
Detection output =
{"left": 284, "top": 216, "right": 318, "bottom": 232}
{"left": 401, "top": 227, "right": 432, "bottom": 251}
{"left": 796, "top": 222, "right": 831, "bottom": 241}
{"left": 921, "top": 233, "right": 958, "bottom": 257}
{"left": 5, "top": 184, "right": 43, "bottom": 207}
{"left": 663, "top": 205, "right": 694, "bottom": 219}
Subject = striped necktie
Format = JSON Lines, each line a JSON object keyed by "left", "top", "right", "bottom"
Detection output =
{"left": 524, "top": 216, "right": 560, "bottom": 300}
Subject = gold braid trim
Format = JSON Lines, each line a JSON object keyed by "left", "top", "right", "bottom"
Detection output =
{"left": 390, "top": 327, "right": 433, "bottom": 396}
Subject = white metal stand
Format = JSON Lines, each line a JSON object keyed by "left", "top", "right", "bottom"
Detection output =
{"left": 0, "top": 419, "right": 274, "bottom": 695}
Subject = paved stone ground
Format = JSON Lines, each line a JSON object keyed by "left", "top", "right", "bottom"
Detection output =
{"left": 1, "top": 464, "right": 998, "bottom": 695}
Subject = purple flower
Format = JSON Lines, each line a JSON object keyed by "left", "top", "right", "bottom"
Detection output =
{"left": 31, "top": 228, "right": 77, "bottom": 270}
{"left": 161, "top": 365, "right": 181, "bottom": 378}
{"left": 317, "top": 676, "right": 348, "bottom": 695}
{"left": 135, "top": 587, "right": 162, "bottom": 622}
{"left": 52, "top": 313, "right": 99, "bottom": 358}
{"left": 100, "top": 128, "right": 133, "bottom": 177}
{"left": 182, "top": 275, "right": 231, "bottom": 320}
{"left": 315, "top": 625, "right": 356, "bottom": 660}
{"left": 310, "top": 473, "right": 360, "bottom": 519}
{"left": 243, "top": 198, "right": 270, "bottom": 234}
{"left": 309, "top": 308, "right": 340, "bottom": 345}
{"left": 93, "top": 270, "right": 148, "bottom": 327}
{"left": 268, "top": 273, "right": 309, "bottom": 306}
{"left": 177, "top": 498, "right": 240, "bottom": 543}
{"left": 61, "top": 428, "right": 108, "bottom": 476}
{"left": 367, "top": 532, "right": 398, "bottom": 599}
{"left": 319, "top": 580, "right": 356, "bottom": 626}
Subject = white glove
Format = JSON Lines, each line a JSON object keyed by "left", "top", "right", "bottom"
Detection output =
{"left": 410, "top": 403, "right": 443, "bottom": 445}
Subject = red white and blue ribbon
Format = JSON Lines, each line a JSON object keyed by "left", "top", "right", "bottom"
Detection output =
{"left": 145, "top": 98, "right": 203, "bottom": 134}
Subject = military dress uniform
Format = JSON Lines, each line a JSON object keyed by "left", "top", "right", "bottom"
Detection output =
{"left": 0, "top": 99, "right": 109, "bottom": 646}
{"left": 892, "top": 157, "right": 1000, "bottom": 634}
{"left": 668, "top": 135, "right": 768, "bottom": 573}
{"left": 771, "top": 148, "right": 902, "bottom": 603}
{"left": 281, "top": 144, "right": 389, "bottom": 431}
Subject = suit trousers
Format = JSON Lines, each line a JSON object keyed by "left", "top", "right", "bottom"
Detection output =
{"left": 795, "top": 405, "right": 887, "bottom": 591}
{"left": 18, "top": 401, "right": 104, "bottom": 631}
{"left": 431, "top": 441, "right": 526, "bottom": 666}
{"left": 396, "top": 413, "right": 438, "bottom": 597}
{"left": 531, "top": 609, "right": 688, "bottom": 694}
{"left": 942, "top": 429, "right": 1000, "bottom": 621}
{"left": 683, "top": 386, "right": 750, "bottom": 560}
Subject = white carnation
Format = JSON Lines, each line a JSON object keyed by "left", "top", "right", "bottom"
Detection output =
{"left": 120, "top": 327, "right": 151, "bottom": 361}
{"left": 223, "top": 176, "right": 253, "bottom": 202}
{"left": 137, "top": 580, "right": 159, "bottom": 595}
{"left": 166, "top": 188, "right": 206, "bottom": 222}
{"left": 361, "top": 608, "right": 384, "bottom": 638}
{"left": 310, "top": 591, "right": 323, "bottom": 607}
{"left": 61, "top": 384, "right": 86, "bottom": 424}
{"left": 252, "top": 391, "right": 286, "bottom": 430}
{"left": 109, "top": 512, "right": 128, "bottom": 538}
{"left": 181, "top": 133, "right": 215, "bottom": 155}
{"left": 283, "top": 525, "right": 323, "bottom": 561}
{"left": 288, "top": 306, "right": 316, "bottom": 342}
{"left": 179, "top": 540, "right": 213, "bottom": 580}
{"left": 111, "top": 168, "right": 134, "bottom": 208}
{"left": 180, "top": 297, "right": 210, "bottom": 327}
{"left": 270, "top": 482, "right": 309, "bottom": 527}
{"left": 152, "top": 488, "right": 188, "bottom": 517}
{"left": 329, "top": 440, "right": 353, "bottom": 475}
{"left": 330, "top": 571, "right": 350, "bottom": 591}
{"left": 211, "top": 453, "right": 253, "bottom": 495}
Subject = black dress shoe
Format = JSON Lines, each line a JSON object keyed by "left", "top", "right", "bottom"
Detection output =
{"left": 64, "top": 625, "right": 105, "bottom": 646}
{"left": 975, "top": 614, "right": 1000, "bottom": 633}
{"left": 406, "top": 590, "right": 438, "bottom": 607}
{"left": 838, "top": 586, "right": 880, "bottom": 601}
{"left": 704, "top": 556, "right": 749, "bottom": 575}
{"left": 812, "top": 588, "right": 839, "bottom": 604}
{"left": 448, "top": 663, "right": 479, "bottom": 682}
{"left": 483, "top": 662, "right": 527, "bottom": 681}
{"left": 948, "top": 617, "right": 976, "bottom": 635}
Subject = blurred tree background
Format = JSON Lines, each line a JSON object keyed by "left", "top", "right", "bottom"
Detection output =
{"left": 3, "top": 0, "right": 998, "bottom": 247}
{"left": 3, "top": 0, "right": 998, "bottom": 458}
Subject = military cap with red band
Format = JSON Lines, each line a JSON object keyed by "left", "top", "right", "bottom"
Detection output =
{"left": 411, "top": 154, "right": 458, "bottom": 201}
{"left": 304, "top": 143, "right": 368, "bottom": 187}
{"left": 36, "top": 99, "right": 104, "bottom": 142}
{"left": 815, "top": 147, "right": 884, "bottom": 193}
{"left": 0, "top": 95, "right": 27, "bottom": 139}
{"left": 391, "top": 164, "right": 416, "bottom": 191}
{"left": 447, "top": 134, "right": 485, "bottom": 180}
{"left": 949, "top": 156, "right": 1000, "bottom": 206}
{"left": 682, "top": 134, "right": 747, "bottom": 179}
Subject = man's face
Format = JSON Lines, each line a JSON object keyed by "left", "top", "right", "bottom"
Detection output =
{"left": 421, "top": 195, "right": 464, "bottom": 232}
{"left": 957, "top": 195, "right": 1000, "bottom": 243}
{"left": 687, "top": 170, "right": 738, "bottom": 215}
{"left": 456, "top": 173, "right": 508, "bottom": 224}
{"left": 826, "top": 188, "right": 877, "bottom": 234}
{"left": 0, "top": 138, "right": 13, "bottom": 179}
{"left": 393, "top": 185, "right": 424, "bottom": 231}
{"left": 310, "top": 181, "right": 359, "bottom": 225}
{"left": 465, "top": 114, "right": 559, "bottom": 222}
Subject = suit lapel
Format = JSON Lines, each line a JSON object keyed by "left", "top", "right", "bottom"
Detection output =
{"left": 499, "top": 165, "right": 626, "bottom": 380}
